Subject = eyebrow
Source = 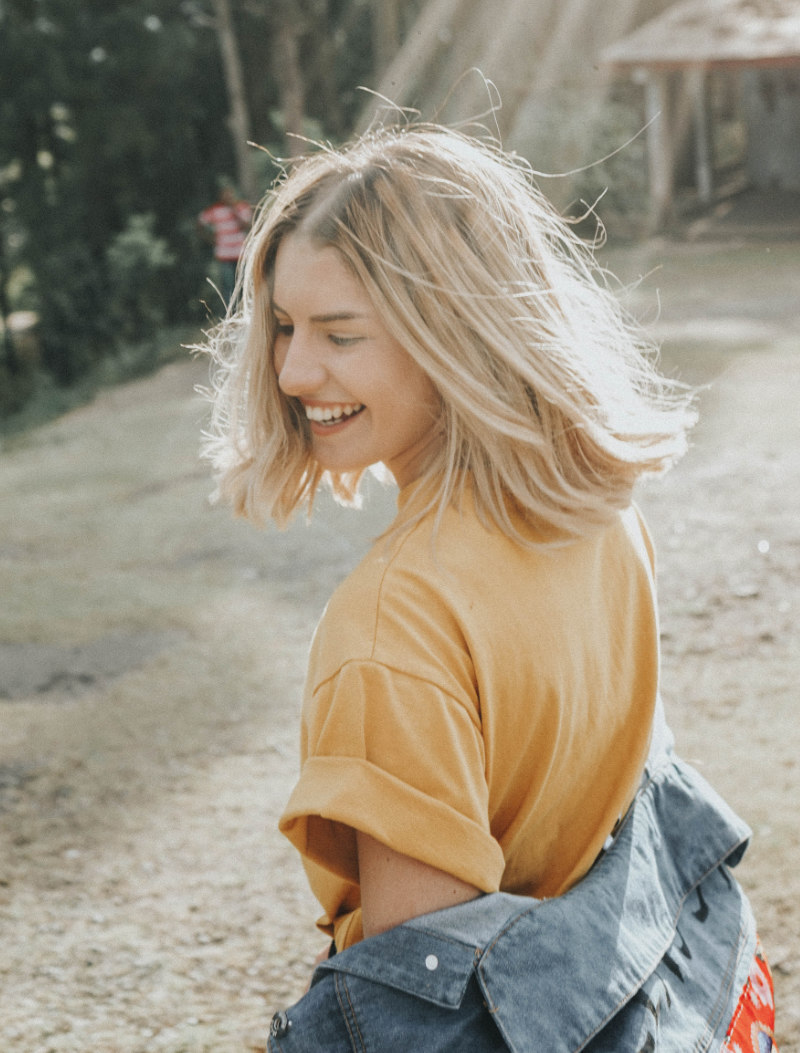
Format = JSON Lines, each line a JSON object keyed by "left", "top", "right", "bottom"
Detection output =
{"left": 272, "top": 302, "right": 369, "bottom": 324}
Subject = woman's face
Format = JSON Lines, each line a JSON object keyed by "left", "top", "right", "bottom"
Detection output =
{"left": 271, "top": 234, "right": 442, "bottom": 488}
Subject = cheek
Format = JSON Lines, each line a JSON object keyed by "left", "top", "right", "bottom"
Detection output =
{"left": 407, "top": 368, "right": 440, "bottom": 418}
{"left": 397, "top": 380, "right": 440, "bottom": 445}
{"left": 392, "top": 348, "right": 438, "bottom": 405}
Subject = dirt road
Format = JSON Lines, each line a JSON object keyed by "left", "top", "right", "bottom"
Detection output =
{"left": 1, "top": 238, "right": 798, "bottom": 1051}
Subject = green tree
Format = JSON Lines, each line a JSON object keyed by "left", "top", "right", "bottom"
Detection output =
{"left": 0, "top": 0, "right": 233, "bottom": 384}
{"left": 0, "top": 0, "right": 413, "bottom": 410}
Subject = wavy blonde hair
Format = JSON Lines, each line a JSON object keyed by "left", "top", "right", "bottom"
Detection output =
{"left": 201, "top": 123, "right": 694, "bottom": 543}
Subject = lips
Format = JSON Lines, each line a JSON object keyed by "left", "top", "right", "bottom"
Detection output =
{"left": 304, "top": 402, "right": 364, "bottom": 424}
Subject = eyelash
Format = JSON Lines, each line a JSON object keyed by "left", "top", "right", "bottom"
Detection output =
{"left": 273, "top": 323, "right": 359, "bottom": 348}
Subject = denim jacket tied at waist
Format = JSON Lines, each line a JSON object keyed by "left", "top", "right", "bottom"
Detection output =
{"left": 268, "top": 749, "right": 755, "bottom": 1052}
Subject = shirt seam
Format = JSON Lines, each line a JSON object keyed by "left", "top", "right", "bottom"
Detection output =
{"left": 368, "top": 512, "right": 435, "bottom": 661}
{"left": 310, "top": 656, "right": 479, "bottom": 722}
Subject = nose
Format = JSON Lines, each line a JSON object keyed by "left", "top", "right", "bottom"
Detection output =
{"left": 275, "top": 329, "right": 326, "bottom": 398}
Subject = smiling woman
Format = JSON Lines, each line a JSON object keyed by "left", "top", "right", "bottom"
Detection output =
{"left": 200, "top": 123, "right": 777, "bottom": 1052}
{"left": 270, "top": 234, "right": 442, "bottom": 488}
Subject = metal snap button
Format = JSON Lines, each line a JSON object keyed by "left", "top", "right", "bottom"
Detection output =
{"left": 425, "top": 954, "right": 439, "bottom": 971}
{"left": 269, "top": 1010, "right": 292, "bottom": 1039}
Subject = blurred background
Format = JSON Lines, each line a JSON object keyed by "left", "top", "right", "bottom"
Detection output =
{"left": 3, "top": 0, "right": 800, "bottom": 432}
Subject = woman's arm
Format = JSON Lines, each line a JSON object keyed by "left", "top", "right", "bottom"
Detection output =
{"left": 357, "top": 831, "right": 481, "bottom": 939}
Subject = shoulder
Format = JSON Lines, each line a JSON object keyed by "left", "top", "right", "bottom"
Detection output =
{"left": 309, "top": 498, "right": 655, "bottom": 692}
{"left": 624, "top": 503, "right": 657, "bottom": 576}
{"left": 308, "top": 507, "right": 481, "bottom": 696}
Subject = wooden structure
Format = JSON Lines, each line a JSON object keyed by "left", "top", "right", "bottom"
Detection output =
{"left": 602, "top": 0, "right": 800, "bottom": 226}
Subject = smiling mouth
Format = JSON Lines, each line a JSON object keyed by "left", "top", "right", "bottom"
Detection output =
{"left": 304, "top": 403, "right": 365, "bottom": 425}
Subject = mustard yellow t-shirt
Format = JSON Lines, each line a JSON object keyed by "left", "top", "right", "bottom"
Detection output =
{"left": 279, "top": 489, "right": 659, "bottom": 950}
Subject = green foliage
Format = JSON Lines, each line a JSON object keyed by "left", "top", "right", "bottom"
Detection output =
{"left": 512, "top": 86, "right": 650, "bottom": 236}
{"left": 35, "top": 240, "right": 111, "bottom": 383}
{"left": 569, "top": 96, "right": 650, "bottom": 228}
{"left": 0, "top": 364, "right": 86, "bottom": 433}
{"left": 0, "top": 356, "right": 37, "bottom": 419}
{"left": 0, "top": 0, "right": 383, "bottom": 423}
{"left": 0, "top": 0, "right": 231, "bottom": 400}
{"left": 0, "top": 324, "right": 192, "bottom": 438}
{"left": 106, "top": 213, "right": 176, "bottom": 344}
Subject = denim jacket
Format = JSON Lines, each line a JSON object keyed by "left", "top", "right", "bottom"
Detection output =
{"left": 267, "top": 718, "right": 755, "bottom": 1052}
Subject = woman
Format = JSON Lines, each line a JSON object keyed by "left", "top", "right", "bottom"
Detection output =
{"left": 202, "top": 124, "right": 777, "bottom": 1051}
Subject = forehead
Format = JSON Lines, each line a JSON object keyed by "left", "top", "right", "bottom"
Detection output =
{"left": 271, "top": 234, "right": 370, "bottom": 312}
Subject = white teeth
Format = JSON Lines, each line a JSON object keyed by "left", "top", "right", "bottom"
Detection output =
{"left": 305, "top": 403, "right": 363, "bottom": 423}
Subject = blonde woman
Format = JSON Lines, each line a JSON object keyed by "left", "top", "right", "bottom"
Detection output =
{"left": 203, "top": 125, "right": 777, "bottom": 1051}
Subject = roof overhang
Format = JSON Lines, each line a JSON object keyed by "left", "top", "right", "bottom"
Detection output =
{"left": 601, "top": 0, "right": 800, "bottom": 73}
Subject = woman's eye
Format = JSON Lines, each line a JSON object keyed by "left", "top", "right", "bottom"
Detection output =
{"left": 329, "top": 334, "right": 361, "bottom": 347}
{"left": 274, "top": 322, "right": 293, "bottom": 337}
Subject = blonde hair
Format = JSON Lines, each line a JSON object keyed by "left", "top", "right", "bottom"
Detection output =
{"left": 201, "top": 123, "right": 695, "bottom": 543}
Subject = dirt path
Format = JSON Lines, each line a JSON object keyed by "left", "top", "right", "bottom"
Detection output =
{"left": 1, "top": 239, "right": 798, "bottom": 1051}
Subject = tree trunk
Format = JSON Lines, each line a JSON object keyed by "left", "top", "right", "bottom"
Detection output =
{"left": 372, "top": 0, "right": 402, "bottom": 82}
{"left": 274, "top": 4, "right": 307, "bottom": 157}
{"left": 211, "top": 0, "right": 257, "bottom": 200}
{"left": 358, "top": 0, "right": 471, "bottom": 130}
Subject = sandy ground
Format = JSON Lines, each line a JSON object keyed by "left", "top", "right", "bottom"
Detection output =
{"left": 0, "top": 236, "right": 798, "bottom": 1051}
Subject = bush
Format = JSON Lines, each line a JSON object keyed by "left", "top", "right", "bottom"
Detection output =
{"left": 512, "top": 86, "right": 650, "bottom": 236}
{"left": 0, "top": 357, "right": 36, "bottom": 418}
{"left": 0, "top": 323, "right": 192, "bottom": 437}
{"left": 35, "top": 239, "right": 112, "bottom": 385}
{"left": 106, "top": 213, "right": 176, "bottom": 344}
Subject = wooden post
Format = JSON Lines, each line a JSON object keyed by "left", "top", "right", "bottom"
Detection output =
{"left": 359, "top": 0, "right": 468, "bottom": 130}
{"left": 688, "top": 67, "right": 713, "bottom": 203}
{"left": 639, "top": 69, "right": 674, "bottom": 229}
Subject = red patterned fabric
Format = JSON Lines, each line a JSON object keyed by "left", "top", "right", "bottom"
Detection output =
{"left": 722, "top": 939, "right": 778, "bottom": 1053}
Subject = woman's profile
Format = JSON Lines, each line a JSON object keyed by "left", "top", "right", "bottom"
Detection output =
{"left": 202, "top": 123, "right": 777, "bottom": 1051}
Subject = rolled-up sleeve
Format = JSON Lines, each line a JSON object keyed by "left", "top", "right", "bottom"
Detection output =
{"left": 279, "top": 660, "right": 505, "bottom": 940}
